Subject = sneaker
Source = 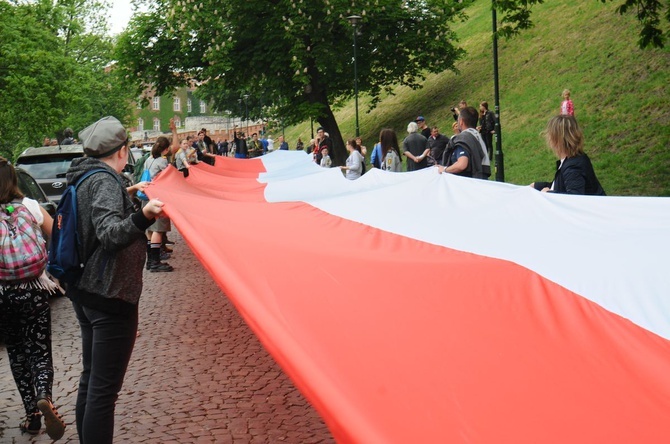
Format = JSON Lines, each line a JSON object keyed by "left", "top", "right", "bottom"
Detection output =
{"left": 162, "top": 245, "right": 173, "bottom": 254}
{"left": 37, "top": 397, "right": 66, "bottom": 440}
{"left": 164, "top": 238, "right": 175, "bottom": 245}
{"left": 19, "top": 412, "right": 41, "bottom": 435}
{"left": 160, "top": 252, "right": 171, "bottom": 261}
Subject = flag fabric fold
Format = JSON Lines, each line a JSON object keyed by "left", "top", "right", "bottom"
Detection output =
{"left": 148, "top": 151, "right": 670, "bottom": 443}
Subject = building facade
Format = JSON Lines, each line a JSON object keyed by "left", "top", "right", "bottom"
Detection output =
{"left": 130, "top": 87, "right": 262, "bottom": 144}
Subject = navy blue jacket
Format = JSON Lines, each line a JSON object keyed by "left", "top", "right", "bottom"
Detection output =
{"left": 534, "top": 154, "right": 606, "bottom": 195}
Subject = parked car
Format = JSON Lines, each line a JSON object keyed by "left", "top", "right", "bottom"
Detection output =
{"left": 15, "top": 167, "right": 57, "bottom": 216}
{"left": 15, "top": 144, "right": 136, "bottom": 203}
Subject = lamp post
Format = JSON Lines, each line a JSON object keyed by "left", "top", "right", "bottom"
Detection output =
{"left": 491, "top": 2, "right": 505, "bottom": 182}
{"left": 243, "top": 94, "right": 250, "bottom": 138}
{"left": 347, "top": 15, "right": 361, "bottom": 137}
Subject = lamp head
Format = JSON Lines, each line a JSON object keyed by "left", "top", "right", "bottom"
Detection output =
{"left": 347, "top": 15, "right": 362, "bottom": 26}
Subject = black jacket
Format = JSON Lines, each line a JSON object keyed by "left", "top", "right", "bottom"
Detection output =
{"left": 534, "top": 154, "right": 606, "bottom": 195}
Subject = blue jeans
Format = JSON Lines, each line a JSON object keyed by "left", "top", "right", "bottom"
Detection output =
{"left": 72, "top": 301, "right": 138, "bottom": 444}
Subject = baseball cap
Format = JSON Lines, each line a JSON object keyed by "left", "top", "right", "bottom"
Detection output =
{"left": 416, "top": 116, "right": 425, "bottom": 122}
{"left": 80, "top": 116, "right": 128, "bottom": 158}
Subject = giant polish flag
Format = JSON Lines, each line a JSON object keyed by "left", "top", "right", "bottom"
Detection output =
{"left": 148, "top": 151, "right": 670, "bottom": 443}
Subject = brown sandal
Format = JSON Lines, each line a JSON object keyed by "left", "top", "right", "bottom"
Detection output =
{"left": 37, "top": 397, "right": 66, "bottom": 440}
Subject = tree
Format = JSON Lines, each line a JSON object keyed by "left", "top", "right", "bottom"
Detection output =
{"left": 599, "top": 0, "right": 670, "bottom": 48}
{"left": 114, "top": 0, "right": 668, "bottom": 164}
{"left": 0, "top": 0, "right": 134, "bottom": 159}
{"left": 114, "top": 0, "right": 469, "bottom": 164}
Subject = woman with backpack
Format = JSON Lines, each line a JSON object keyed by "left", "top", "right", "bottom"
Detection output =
{"left": 379, "top": 128, "right": 402, "bottom": 172}
{"left": 0, "top": 157, "right": 66, "bottom": 440}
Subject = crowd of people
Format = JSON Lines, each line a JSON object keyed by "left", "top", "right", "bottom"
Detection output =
{"left": 307, "top": 92, "right": 601, "bottom": 195}
{"left": 0, "top": 88, "right": 604, "bottom": 442}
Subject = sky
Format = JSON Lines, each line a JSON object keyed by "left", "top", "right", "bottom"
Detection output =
{"left": 108, "top": 0, "right": 134, "bottom": 35}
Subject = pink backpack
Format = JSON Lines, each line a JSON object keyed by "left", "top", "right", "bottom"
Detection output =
{"left": 0, "top": 202, "right": 47, "bottom": 282}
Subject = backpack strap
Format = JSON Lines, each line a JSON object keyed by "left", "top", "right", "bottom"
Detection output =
{"left": 74, "top": 168, "right": 121, "bottom": 189}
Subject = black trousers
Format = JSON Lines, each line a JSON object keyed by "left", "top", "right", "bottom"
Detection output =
{"left": 72, "top": 301, "right": 138, "bottom": 444}
{"left": 484, "top": 132, "right": 494, "bottom": 161}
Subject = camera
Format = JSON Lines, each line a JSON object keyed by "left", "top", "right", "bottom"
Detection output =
{"left": 450, "top": 107, "right": 456, "bottom": 112}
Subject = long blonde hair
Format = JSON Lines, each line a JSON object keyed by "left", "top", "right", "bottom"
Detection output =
{"left": 543, "top": 115, "right": 584, "bottom": 158}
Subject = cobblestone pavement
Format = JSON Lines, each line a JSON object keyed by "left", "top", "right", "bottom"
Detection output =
{"left": 0, "top": 231, "right": 335, "bottom": 443}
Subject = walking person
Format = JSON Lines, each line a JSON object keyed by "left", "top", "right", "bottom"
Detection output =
{"left": 0, "top": 157, "right": 66, "bottom": 440}
{"left": 64, "top": 116, "right": 165, "bottom": 444}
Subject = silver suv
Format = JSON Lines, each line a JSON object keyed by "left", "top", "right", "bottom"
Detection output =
{"left": 15, "top": 144, "right": 136, "bottom": 203}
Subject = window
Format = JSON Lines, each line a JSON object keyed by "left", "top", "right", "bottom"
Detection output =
{"left": 187, "top": 99, "right": 192, "bottom": 113}
{"left": 200, "top": 101, "right": 206, "bottom": 113}
{"left": 174, "top": 117, "right": 181, "bottom": 128}
{"left": 153, "top": 118, "right": 160, "bottom": 132}
{"left": 138, "top": 118, "right": 144, "bottom": 132}
{"left": 152, "top": 96, "right": 160, "bottom": 110}
{"left": 173, "top": 97, "right": 181, "bottom": 111}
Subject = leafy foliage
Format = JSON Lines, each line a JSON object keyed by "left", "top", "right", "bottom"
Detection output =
{"left": 0, "top": 0, "right": 134, "bottom": 159}
{"left": 115, "top": 0, "right": 469, "bottom": 163}
{"left": 601, "top": 0, "right": 670, "bottom": 48}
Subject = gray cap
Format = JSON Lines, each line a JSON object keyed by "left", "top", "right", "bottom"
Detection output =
{"left": 79, "top": 116, "right": 128, "bottom": 158}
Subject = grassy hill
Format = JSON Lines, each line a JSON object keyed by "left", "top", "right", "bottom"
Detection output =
{"left": 281, "top": 0, "right": 670, "bottom": 196}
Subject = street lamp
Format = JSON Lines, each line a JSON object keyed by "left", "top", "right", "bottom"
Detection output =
{"left": 243, "top": 94, "right": 250, "bottom": 138}
{"left": 491, "top": 2, "right": 505, "bottom": 182}
{"left": 347, "top": 15, "right": 361, "bottom": 137}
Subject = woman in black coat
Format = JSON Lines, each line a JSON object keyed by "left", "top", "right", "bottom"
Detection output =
{"left": 532, "top": 115, "right": 606, "bottom": 195}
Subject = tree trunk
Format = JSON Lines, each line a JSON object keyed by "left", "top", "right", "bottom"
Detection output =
{"left": 305, "top": 63, "right": 347, "bottom": 166}
{"left": 316, "top": 105, "right": 346, "bottom": 166}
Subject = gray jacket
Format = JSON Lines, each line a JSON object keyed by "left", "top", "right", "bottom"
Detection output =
{"left": 66, "top": 157, "right": 153, "bottom": 305}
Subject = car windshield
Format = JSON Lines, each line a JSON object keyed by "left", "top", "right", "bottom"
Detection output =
{"left": 16, "top": 155, "right": 80, "bottom": 179}
{"left": 16, "top": 171, "right": 47, "bottom": 203}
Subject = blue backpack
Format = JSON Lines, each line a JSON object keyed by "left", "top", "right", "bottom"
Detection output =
{"left": 136, "top": 158, "right": 154, "bottom": 201}
{"left": 47, "top": 169, "right": 118, "bottom": 284}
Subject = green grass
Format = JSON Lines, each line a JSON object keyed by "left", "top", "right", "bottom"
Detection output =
{"left": 280, "top": 0, "right": 670, "bottom": 196}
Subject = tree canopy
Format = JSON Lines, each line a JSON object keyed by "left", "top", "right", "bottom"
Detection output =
{"left": 0, "top": 0, "right": 134, "bottom": 158}
{"left": 115, "top": 0, "right": 668, "bottom": 163}
{"left": 115, "top": 0, "right": 471, "bottom": 164}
